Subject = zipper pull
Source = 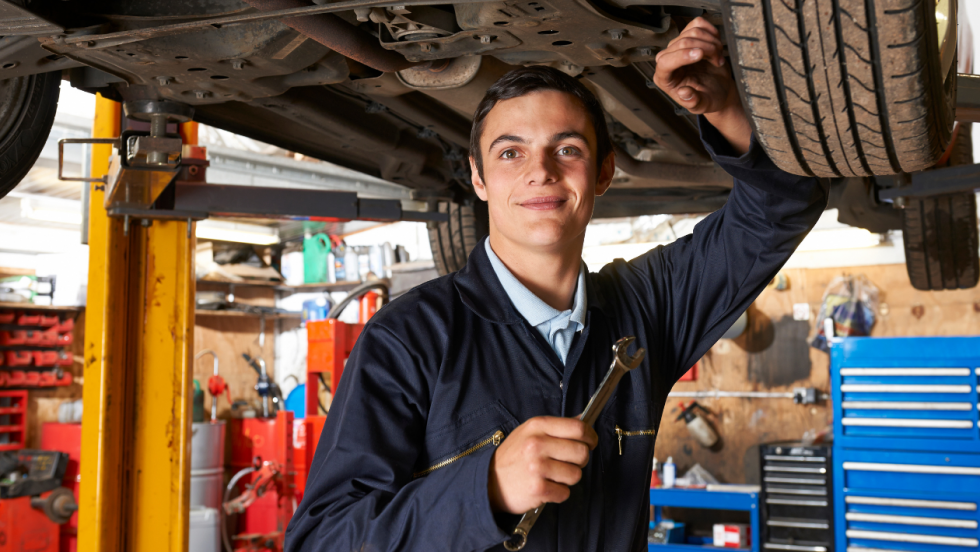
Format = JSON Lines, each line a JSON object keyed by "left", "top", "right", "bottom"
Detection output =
{"left": 615, "top": 426, "right": 623, "bottom": 455}
{"left": 492, "top": 430, "right": 504, "bottom": 446}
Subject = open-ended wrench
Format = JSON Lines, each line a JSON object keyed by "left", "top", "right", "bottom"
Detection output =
{"left": 502, "top": 336, "right": 646, "bottom": 551}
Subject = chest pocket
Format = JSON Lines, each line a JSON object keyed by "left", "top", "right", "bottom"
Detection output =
{"left": 596, "top": 400, "right": 659, "bottom": 550}
{"left": 415, "top": 401, "right": 520, "bottom": 478}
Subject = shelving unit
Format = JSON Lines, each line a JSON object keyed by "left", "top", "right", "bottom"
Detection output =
{"left": 0, "top": 303, "right": 83, "bottom": 312}
{"left": 649, "top": 488, "right": 760, "bottom": 552}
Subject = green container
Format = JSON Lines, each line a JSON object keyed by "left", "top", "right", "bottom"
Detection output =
{"left": 304, "top": 233, "right": 331, "bottom": 284}
{"left": 192, "top": 379, "right": 205, "bottom": 423}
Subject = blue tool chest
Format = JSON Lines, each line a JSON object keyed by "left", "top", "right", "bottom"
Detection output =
{"left": 831, "top": 336, "right": 980, "bottom": 552}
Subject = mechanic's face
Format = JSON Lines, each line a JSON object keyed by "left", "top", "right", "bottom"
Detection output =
{"left": 471, "top": 90, "right": 614, "bottom": 256}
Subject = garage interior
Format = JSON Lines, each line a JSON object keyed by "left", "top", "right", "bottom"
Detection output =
{"left": 1, "top": 1, "right": 980, "bottom": 552}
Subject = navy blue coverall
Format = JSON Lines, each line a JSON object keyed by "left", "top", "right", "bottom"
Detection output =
{"left": 285, "top": 119, "right": 828, "bottom": 552}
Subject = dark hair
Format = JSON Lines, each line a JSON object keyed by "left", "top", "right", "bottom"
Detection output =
{"left": 469, "top": 66, "right": 612, "bottom": 184}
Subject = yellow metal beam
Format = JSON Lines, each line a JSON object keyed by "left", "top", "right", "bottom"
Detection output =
{"left": 80, "top": 95, "right": 196, "bottom": 552}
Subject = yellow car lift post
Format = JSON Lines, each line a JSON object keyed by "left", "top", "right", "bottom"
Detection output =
{"left": 78, "top": 94, "right": 197, "bottom": 552}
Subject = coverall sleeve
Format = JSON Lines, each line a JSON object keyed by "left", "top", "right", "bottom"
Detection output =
{"left": 597, "top": 116, "right": 829, "bottom": 384}
{"left": 284, "top": 323, "right": 508, "bottom": 552}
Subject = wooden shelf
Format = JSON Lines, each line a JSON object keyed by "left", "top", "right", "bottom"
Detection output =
{"left": 194, "top": 309, "right": 301, "bottom": 319}
{"left": 0, "top": 302, "right": 84, "bottom": 312}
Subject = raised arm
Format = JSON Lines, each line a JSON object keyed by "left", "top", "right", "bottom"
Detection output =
{"left": 595, "top": 18, "right": 828, "bottom": 384}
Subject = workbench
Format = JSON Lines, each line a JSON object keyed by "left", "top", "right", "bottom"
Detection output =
{"left": 649, "top": 487, "right": 760, "bottom": 552}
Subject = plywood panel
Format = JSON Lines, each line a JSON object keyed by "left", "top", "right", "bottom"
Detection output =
{"left": 654, "top": 263, "right": 980, "bottom": 484}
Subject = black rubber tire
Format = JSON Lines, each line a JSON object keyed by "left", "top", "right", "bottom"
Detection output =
{"left": 721, "top": 0, "right": 957, "bottom": 177}
{"left": 427, "top": 200, "right": 489, "bottom": 276}
{"left": 902, "top": 126, "right": 979, "bottom": 290}
{"left": 0, "top": 71, "right": 61, "bottom": 200}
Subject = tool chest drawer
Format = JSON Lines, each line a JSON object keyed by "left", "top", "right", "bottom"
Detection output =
{"left": 831, "top": 337, "right": 980, "bottom": 453}
{"left": 760, "top": 443, "right": 833, "bottom": 552}
{"left": 835, "top": 449, "right": 980, "bottom": 551}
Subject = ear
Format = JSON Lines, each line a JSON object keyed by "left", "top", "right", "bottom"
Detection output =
{"left": 595, "top": 151, "right": 615, "bottom": 197}
{"left": 470, "top": 156, "right": 488, "bottom": 201}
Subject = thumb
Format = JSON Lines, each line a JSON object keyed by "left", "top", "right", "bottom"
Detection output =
{"left": 676, "top": 86, "right": 698, "bottom": 105}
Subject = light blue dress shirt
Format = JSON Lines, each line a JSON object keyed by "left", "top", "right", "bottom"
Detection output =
{"left": 484, "top": 239, "right": 587, "bottom": 365}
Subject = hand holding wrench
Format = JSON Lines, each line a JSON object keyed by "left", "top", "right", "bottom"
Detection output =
{"left": 502, "top": 336, "right": 646, "bottom": 551}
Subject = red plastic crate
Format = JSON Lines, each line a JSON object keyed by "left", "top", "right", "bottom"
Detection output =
{"left": 0, "top": 390, "right": 27, "bottom": 451}
{"left": 56, "top": 318, "right": 73, "bottom": 333}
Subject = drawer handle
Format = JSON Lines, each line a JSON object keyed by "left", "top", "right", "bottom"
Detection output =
{"left": 764, "top": 476, "right": 827, "bottom": 486}
{"left": 768, "top": 519, "right": 830, "bottom": 529}
{"left": 841, "top": 401, "right": 973, "bottom": 411}
{"left": 767, "top": 498, "right": 828, "bottom": 507}
{"left": 842, "top": 418, "right": 974, "bottom": 429}
{"left": 764, "top": 466, "right": 827, "bottom": 474}
{"left": 845, "top": 496, "right": 976, "bottom": 511}
{"left": 764, "top": 544, "right": 828, "bottom": 552}
{"left": 843, "top": 462, "right": 980, "bottom": 476}
{"left": 846, "top": 512, "right": 978, "bottom": 529}
{"left": 840, "top": 368, "right": 971, "bottom": 376}
{"left": 767, "top": 487, "right": 827, "bottom": 496}
{"left": 845, "top": 529, "right": 978, "bottom": 547}
{"left": 764, "top": 455, "right": 827, "bottom": 463}
{"left": 840, "top": 384, "right": 973, "bottom": 394}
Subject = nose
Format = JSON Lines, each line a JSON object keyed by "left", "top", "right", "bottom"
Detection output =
{"left": 525, "top": 150, "right": 560, "bottom": 186}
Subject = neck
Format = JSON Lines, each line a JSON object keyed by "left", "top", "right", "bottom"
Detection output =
{"left": 488, "top": 230, "right": 582, "bottom": 311}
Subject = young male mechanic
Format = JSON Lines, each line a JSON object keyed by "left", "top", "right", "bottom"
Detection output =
{"left": 286, "top": 18, "right": 826, "bottom": 552}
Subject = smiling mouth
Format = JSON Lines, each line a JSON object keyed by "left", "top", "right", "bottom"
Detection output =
{"left": 520, "top": 196, "right": 567, "bottom": 210}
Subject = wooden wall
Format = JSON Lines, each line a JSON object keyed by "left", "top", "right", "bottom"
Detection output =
{"left": 653, "top": 263, "right": 980, "bottom": 484}
{"left": 193, "top": 282, "right": 279, "bottom": 419}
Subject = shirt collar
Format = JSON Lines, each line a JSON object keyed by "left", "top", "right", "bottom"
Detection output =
{"left": 484, "top": 239, "right": 587, "bottom": 331}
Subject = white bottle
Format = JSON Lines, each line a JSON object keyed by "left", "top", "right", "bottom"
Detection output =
{"left": 663, "top": 456, "right": 676, "bottom": 489}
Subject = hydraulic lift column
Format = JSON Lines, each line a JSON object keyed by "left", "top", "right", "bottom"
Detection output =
{"left": 78, "top": 95, "right": 197, "bottom": 552}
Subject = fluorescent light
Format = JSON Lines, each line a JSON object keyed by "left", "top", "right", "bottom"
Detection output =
{"left": 796, "top": 227, "right": 882, "bottom": 252}
{"left": 195, "top": 220, "right": 279, "bottom": 245}
{"left": 20, "top": 197, "right": 82, "bottom": 225}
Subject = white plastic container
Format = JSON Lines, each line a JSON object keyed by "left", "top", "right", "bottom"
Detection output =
{"left": 189, "top": 507, "right": 220, "bottom": 552}
{"left": 662, "top": 456, "right": 676, "bottom": 489}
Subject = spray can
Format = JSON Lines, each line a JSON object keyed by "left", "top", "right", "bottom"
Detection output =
{"left": 676, "top": 401, "right": 720, "bottom": 448}
{"left": 650, "top": 457, "right": 663, "bottom": 488}
{"left": 663, "top": 457, "right": 676, "bottom": 489}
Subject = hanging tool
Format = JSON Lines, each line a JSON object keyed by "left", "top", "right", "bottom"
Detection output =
{"left": 675, "top": 401, "right": 719, "bottom": 448}
{"left": 196, "top": 349, "right": 230, "bottom": 422}
{"left": 503, "top": 336, "right": 646, "bottom": 551}
{"left": 242, "top": 353, "right": 284, "bottom": 418}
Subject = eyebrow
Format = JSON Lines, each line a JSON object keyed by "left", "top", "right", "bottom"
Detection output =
{"left": 551, "top": 131, "right": 589, "bottom": 144}
{"left": 487, "top": 134, "right": 526, "bottom": 152}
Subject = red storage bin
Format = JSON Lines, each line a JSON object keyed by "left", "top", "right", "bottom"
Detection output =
{"left": 0, "top": 331, "right": 26, "bottom": 346}
{"left": 6, "top": 372, "right": 25, "bottom": 386}
{"left": 56, "top": 351, "right": 72, "bottom": 367}
{"left": 16, "top": 312, "right": 40, "bottom": 325}
{"left": 32, "top": 351, "right": 58, "bottom": 367}
{"left": 57, "top": 332, "right": 73, "bottom": 346}
{"left": 0, "top": 390, "right": 27, "bottom": 450}
{"left": 0, "top": 311, "right": 13, "bottom": 324}
{"left": 23, "top": 330, "right": 43, "bottom": 345}
{"left": 4, "top": 351, "right": 31, "bottom": 367}
{"left": 56, "top": 318, "right": 73, "bottom": 333}
{"left": 0, "top": 372, "right": 7, "bottom": 386}
{"left": 38, "top": 315, "right": 59, "bottom": 327}
{"left": 23, "top": 372, "right": 40, "bottom": 386}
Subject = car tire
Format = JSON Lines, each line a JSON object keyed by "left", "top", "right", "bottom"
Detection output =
{"left": 901, "top": 126, "right": 978, "bottom": 290}
{"left": 0, "top": 71, "right": 61, "bottom": 200}
{"left": 721, "top": 0, "right": 957, "bottom": 178}
{"left": 427, "top": 199, "right": 489, "bottom": 276}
